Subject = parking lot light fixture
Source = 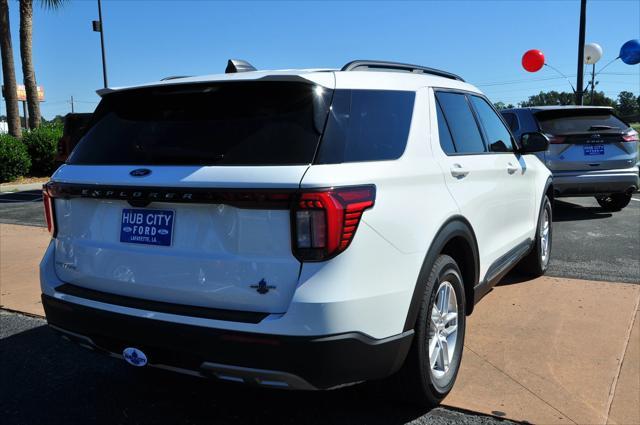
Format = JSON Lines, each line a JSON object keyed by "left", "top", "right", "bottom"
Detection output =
{"left": 92, "top": 0, "right": 108, "bottom": 88}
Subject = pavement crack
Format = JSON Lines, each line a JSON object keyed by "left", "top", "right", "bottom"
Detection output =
{"left": 464, "top": 345, "right": 578, "bottom": 424}
{"left": 604, "top": 291, "right": 640, "bottom": 424}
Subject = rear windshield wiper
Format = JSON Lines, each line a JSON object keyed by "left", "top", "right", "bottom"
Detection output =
{"left": 588, "top": 125, "right": 614, "bottom": 131}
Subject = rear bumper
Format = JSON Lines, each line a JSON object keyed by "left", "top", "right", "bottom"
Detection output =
{"left": 42, "top": 294, "right": 413, "bottom": 390}
{"left": 552, "top": 166, "right": 639, "bottom": 196}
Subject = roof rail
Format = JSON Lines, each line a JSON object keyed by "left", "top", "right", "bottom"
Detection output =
{"left": 341, "top": 60, "right": 465, "bottom": 82}
{"left": 160, "top": 75, "right": 192, "bottom": 81}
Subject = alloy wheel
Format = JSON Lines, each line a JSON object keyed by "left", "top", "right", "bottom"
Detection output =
{"left": 428, "top": 281, "right": 458, "bottom": 379}
{"left": 540, "top": 207, "right": 550, "bottom": 267}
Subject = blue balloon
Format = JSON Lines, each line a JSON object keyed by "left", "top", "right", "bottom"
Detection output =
{"left": 619, "top": 39, "right": 640, "bottom": 65}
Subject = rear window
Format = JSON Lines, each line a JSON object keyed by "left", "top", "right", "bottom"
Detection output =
{"left": 68, "top": 82, "right": 331, "bottom": 166}
{"left": 315, "top": 90, "right": 415, "bottom": 163}
{"left": 535, "top": 109, "right": 628, "bottom": 134}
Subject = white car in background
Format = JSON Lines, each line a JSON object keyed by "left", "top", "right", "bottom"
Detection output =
{"left": 41, "top": 59, "right": 552, "bottom": 406}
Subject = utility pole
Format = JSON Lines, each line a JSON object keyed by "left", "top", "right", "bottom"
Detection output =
{"left": 589, "top": 64, "right": 596, "bottom": 104}
{"left": 92, "top": 0, "right": 108, "bottom": 88}
{"left": 70, "top": 95, "right": 74, "bottom": 113}
{"left": 575, "top": 0, "right": 587, "bottom": 105}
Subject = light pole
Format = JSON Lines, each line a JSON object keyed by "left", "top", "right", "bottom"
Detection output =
{"left": 575, "top": 0, "right": 587, "bottom": 105}
{"left": 92, "top": 0, "right": 108, "bottom": 88}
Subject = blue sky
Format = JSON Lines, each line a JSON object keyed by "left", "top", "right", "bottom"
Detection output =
{"left": 2, "top": 0, "right": 639, "bottom": 119}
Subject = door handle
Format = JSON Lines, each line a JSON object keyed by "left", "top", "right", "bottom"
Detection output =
{"left": 507, "top": 163, "right": 518, "bottom": 174}
{"left": 450, "top": 164, "right": 469, "bottom": 178}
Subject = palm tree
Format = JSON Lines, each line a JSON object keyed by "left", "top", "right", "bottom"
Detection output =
{"left": 19, "top": 0, "right": 66, "bottom": 129}
{"left": 0, "top": 0, "right": 22, "bottom": 137}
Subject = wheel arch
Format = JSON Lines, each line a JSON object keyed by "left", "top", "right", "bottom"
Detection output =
{"left": 403, "top": 216, "right": 480, "bottom": 332}
{"left": 544, "top": 176, "right": 554, "bottom": 204}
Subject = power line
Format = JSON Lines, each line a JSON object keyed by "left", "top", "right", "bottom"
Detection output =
{"left": 475, "top": 72, "right": 638, "bottom": 87}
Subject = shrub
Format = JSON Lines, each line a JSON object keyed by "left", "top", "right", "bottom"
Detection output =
{"left": 23, "top": 123, "right": 63, "bottom": 176}
{"left": 0, "top": 134, "right": 31, "bottom": 183}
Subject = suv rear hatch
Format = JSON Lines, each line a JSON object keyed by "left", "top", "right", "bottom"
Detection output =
{"left": 49, "top": 80, "right": 333, "bottom": 314}
{"left": 535, "top": 108, "right": 637, "bottom": 171}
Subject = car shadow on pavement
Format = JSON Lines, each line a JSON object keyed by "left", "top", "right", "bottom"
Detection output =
{"left": 552, "top": 199, "right": 612, "bottom": 222}
{"left": 495, "top": 270, "right": 532, "bottom": 287}
{"left": 0, "top": 321, "right": 459, "bottom": 425}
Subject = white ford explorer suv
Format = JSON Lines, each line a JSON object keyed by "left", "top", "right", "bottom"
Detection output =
{"left": 41, "top": 59, "right": 553, "bottom": 405}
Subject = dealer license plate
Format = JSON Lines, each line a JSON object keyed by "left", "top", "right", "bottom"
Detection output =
{"left": 120, "top": 209, "right": 174, "bottom": 246}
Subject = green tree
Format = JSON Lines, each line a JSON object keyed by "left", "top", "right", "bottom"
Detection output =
{"left": 520, "top": 90, "right": 616, "bottom": 108}
{"left": 19, "top": 0, "right": 67, "bottom": 129}
{"left": 520, "top": 91, "right": 575, "bottom": 107}
{"left": 493, "top": 101, "right": 506, "bottom": 110}
{"left": 584, "top": 91, "right": 615, "bottom": 108}
{"left": 0, "top": 0, "right": 22, "bottom": 137}
{"left": 493, "top": 102, "right": 515, "bottom": 110}
{"left": 616, "top": 91, "right": 638, "bottom": 117}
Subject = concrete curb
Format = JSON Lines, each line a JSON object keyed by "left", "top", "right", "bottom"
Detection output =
{"left": 0, "top": 182, "right": 45, "bottom": 193}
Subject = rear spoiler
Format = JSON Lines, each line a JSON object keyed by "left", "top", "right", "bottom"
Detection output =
{"left": 96, "top": 74, "right": 331, "bottom": 98}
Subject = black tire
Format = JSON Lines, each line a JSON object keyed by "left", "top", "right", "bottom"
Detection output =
{"left": 595, "top": 193, "right": 631, "bottom": 212}
{"left": 518, "top": 195, "right": 552, "bottom": 276}
{"left": 390, "top": 254, "right": 466, "bottom": 407}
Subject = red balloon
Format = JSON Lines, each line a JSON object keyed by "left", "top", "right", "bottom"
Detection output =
{"left": 522, "top": 49, "right": 545, "bottom": 72}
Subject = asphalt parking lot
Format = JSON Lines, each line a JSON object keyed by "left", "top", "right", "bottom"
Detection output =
{"left": 0, "top": 311, "right": 512, "bottom": 425}
{"left": 0, "top": 190, "right": 638, "bottom": 425}
{"left": 550, "top": 195, "right": 640, "bottom": 283}
{"left": 0, "top": 190, "right": 44, "bottom": 227}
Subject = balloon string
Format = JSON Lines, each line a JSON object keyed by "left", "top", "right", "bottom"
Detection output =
{"left": 543, "top": 63, "right": 577, "bottom": 93}
{"left": 594, "top": 57, "right": 620, "bottom": 77}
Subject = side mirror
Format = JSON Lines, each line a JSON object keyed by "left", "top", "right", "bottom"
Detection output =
{"left": 519, "top": 132, "right": 549, "bottom": 153}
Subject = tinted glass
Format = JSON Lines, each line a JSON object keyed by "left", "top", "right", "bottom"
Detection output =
{"left": 435, "top": 92, "right": 485, "bottom": 154}
{"left": 535, "top": 109, "right": 628, "bottom": 133}
{"left": 68, "top": 82, "right": 331, "bottom": 166}
{"left": 435, "top": 100, "right": 456, "bottom": 154}
{"left": 316, "top": 89, "right": 415, "bottom": 163}
{"left": 501, "top": 112, "right": 519, "bottom": 132}
{"left": 470, "top": 96, "right": 514, "bottom": 152}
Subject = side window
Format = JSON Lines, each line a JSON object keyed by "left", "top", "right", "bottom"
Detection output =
{"left": 501, "top": 112, "right": 519, "bottom": 132}
{"left": 470, "top": 96, "right": 514, "bottom": 153}
{"left": 316, "top": 89, "right": 415, "bottom": 164}
{"left": 435, "top": 100, "right": 456, "bottom": 154}
{"left": 435, "top": 92, "right": 485, "bottom": 154}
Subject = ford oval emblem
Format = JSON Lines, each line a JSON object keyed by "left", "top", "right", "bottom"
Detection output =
{"left": 130, "top": 168, "right": 152, "bottom": 177}
{"left": 122, "top": 347, "right": 148, "bottom": 367}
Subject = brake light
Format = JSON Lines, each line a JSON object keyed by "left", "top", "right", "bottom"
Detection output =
{"left": 292, "top": 186, "right": 375, "bottom": 261}
{"left": 622, "top": 129, "right": 639, "bottom": 142}
{"left": 43, "top": 186, "right": 56, "bottom": 237}
{"left": 547, "top": 135, "right": 566, "bottom": 144}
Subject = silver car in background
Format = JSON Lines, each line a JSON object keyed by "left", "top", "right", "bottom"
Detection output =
{"left": 502, "top": 106, "right": 639, "bottom": 211}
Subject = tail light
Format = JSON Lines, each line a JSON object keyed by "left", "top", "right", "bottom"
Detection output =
{"left": 292, "top": 185, "right": 375, "bottom": 261}
{"left": 622, "top": 129, "right": 639, "bottom": 142}
{"left": 43, "top": 185, "right": 57, "bottom": 237}
{"left": 547, "top": 135, "right": 566, "bottom": 144}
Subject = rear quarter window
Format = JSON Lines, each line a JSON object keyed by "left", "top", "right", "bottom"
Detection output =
{"left": 315, "top": 90, "right": 415, "bottom": 164}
